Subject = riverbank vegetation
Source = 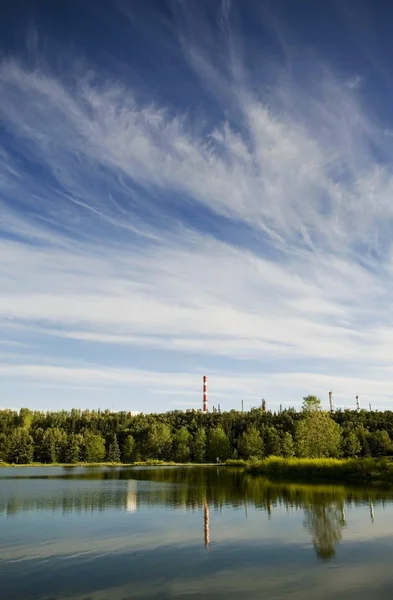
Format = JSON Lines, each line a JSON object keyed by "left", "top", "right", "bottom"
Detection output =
{"left": 245, "top": 456, "right": 393, "bottom": 482}
{"left": 2, "top": 395, "right": 393, "bottom": 466}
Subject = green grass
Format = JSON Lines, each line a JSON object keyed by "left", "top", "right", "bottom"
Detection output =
{"left": 245, "top": 456, "right": 393, "bottom": 483}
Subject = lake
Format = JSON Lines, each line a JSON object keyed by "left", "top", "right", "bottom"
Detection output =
{"left": 1, "top": 466, "right": 393, "bottom": 599}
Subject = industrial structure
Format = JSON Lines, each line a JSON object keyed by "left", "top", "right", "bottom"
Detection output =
{"left": 197, "top": 377, "right": 375, "bottom": 414}
{"left": 203, "top": 375, "right": 208, "bottom": 413}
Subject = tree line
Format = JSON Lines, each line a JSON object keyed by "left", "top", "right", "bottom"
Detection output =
{"left": 1, "top": 395, "right": 393, "bottom": 464}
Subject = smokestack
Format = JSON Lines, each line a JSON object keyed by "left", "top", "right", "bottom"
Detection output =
{"left": 356, "top": 395, "right": 360, "bottom": 411}
{"left": 329, "top": 391, "right": 333, "bottom": 412}
{"left": 203, "top": 375, "right": 208, "bottom": 413}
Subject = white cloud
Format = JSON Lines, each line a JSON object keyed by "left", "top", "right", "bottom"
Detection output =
{"left": 0, "top": 361, "right": 392, "bottom": 410}
{"left": 2, "top": 9, "right": 393, "bottom": 410}
{"left": 346, "top": 74, "right": 363, "bottom": 89}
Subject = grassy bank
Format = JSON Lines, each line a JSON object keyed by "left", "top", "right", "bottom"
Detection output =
{"left": 244, "top": 457, "right": 393, "bottom": 483}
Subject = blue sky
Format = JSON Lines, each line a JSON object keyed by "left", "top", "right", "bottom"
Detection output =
{"left": 2, "top": 0, "right": 393, "bottom": 413}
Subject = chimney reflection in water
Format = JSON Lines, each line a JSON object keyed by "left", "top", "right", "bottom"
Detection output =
{"left": 204, "top": 500, "right": 210, "bottom": 549}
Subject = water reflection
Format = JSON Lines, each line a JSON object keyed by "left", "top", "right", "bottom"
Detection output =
{"left": 304, "top": 501, "right": 345, "bottom": 560}
{"left": 370, "top": 499, "right": 375, "bottom": 523}
{"left": 0, "top": 466, "right": 389, "bottom": 562}
{"left": 204, "top": 501, "right": 210, "bottom": 549}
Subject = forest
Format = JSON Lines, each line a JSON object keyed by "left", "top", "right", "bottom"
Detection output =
{"left": 1, "top": 395, "right": 393, "bottom": 465}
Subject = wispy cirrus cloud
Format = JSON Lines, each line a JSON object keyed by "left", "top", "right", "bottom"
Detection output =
{"left": 1, "top": 2, "right": 393, "bottom": 411}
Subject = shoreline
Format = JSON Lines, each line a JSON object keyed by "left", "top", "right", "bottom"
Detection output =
{"left": 0, "top": 461, "right": 218, "bottom": 468}
{"left": 3, "top": 457, "right": 393, "bottom": 485}
{"left": 243, "top": 456, "right": 393, "bottom": 483}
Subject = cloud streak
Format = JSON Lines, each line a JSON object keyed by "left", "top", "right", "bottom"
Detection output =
{"left": 1, "top": 2, "right": 393, "bottom": 410}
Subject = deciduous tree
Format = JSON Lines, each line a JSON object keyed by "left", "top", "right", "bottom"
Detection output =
{"left": 238, "top": 427, "right": 263, "bottom": 459}
{"left": 296, "top": 407, "right": 342, "bottom": 458}
{"left": 122, "top": 435, "right": 136, "bottom": 463}
{"left": 207, "top": 427, "right": 231, "bottom": 462}
{"left": 146, "top": 423, "right": 172, "bottom": 460}
{"left": 368, "top": 430, "right": 392, "bottom": 457}
{"left": 281, "top": 432, "right": 295, "bottom": 457}
{"left": 192, "top": 428, "right": 207, "bottom": 463}
{"left": 173, "top": 427, "right": 191, "bottom": 462}
{"left": 7, "top": 428, "right": 34, "bottom": 464}
{"left": 83, "top": 432, "right": 106, "bottom": 463}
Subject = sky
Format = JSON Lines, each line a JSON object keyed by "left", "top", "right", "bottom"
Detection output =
{"left": 3, "top": 0, "right": 393, "bottom": 413}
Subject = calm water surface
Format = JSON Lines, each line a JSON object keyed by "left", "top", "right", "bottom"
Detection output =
{"left": 1, "top": 466, "right": 393, "bottom": 599}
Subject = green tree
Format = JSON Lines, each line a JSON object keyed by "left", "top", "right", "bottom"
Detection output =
{"left": 7, "top": 428, "right": 34, "bottom": 464}
{"left": 238, "top": 427, "right": 263, "bottom": 459}
{"left": 173, "top": 427, "right": 191, "bottom": 462}
{"left": 8, "top": 399, "right": 393, "bottom": 466}
{"left": 281, "top": 432, "right": 295, "bottom": 457}
{"left": 342, "top": 431, "right": 362, "bottom": 458}
{"left": 353, "top": 425, "right": 371, "bottom": 457}
{"left": 107, "top": 434, "right": 121, "bottom": 463}
{"left": 19, "top": 407, "right": 33, "bottom": 430}
{"left": 122, "top": 435, "right": 136, "bottom": 463}
{"left": 264, "top": 426, "right": 282, "bottom": 456}
{"left": 207, "top": 427, "right": 231, "bottom": 462}
{"left": 296, "top": 403, "right": 342, "bottom": 458}
{"left": 368, "top": 430, "right": 392, "bottom": 457}
{"left": 83, "top": 432, "right": 106, "bottom": 462}
{"left": 40, "top": 428, "right": 67, "bottom": 463}
{"left": 302, "top": 395, "right": 323, "bottom": 412}
{"left": 146, "top": 423, "right": 172, "bottom": 459}
{"left": 192, "top": 428, "right": 207, "bottom": 463}
{"left": 65, "top": 434, "right": 83, "bottom": 464}
{"left": 0, "top": 433, "right": 9, "bottom": 462}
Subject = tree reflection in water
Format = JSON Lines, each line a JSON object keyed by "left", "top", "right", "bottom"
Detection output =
{"left": 0, "top": 466, "right": 386, "bottom": 560}
{"left": 303, "top": 500, "right": 346, "bottom": 560}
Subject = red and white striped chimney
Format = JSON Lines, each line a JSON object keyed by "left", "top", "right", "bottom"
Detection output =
{"left": 203, "top": 375, "right": 208, "bottom": 412}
